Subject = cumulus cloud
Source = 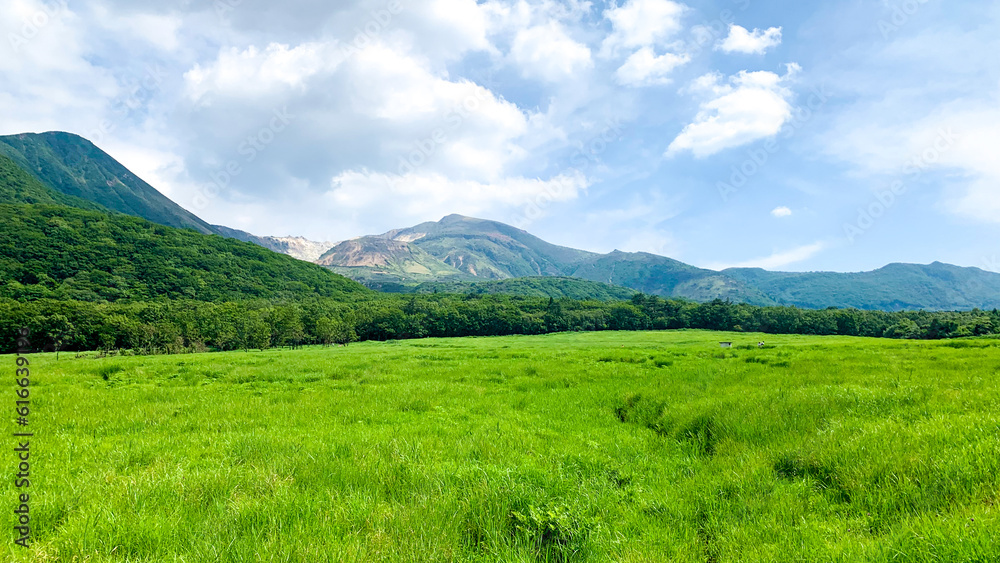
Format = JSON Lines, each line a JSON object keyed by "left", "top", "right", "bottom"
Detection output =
{"left": 510, "top": 22, "right": 593, "bottom": 82}
{"left": 0, "top": 0, "right": 671, "bottom": 242}
{"left": 666, "top": 63, "right": 800, "bottom": 158}
{"left": 602, "top": 0, "right": 688, "bottom": 54}
{"left": 615, "top": 47, "right": 689, "bottom": 87}
{"left": 770, "top": 206, "right": 792, "bottom": 217}
{"left": 184, "top": 42, "right": 344, "bottom": 103}
{"left": 717, "top": 24, "right": 782, "bottom": 55}
{"left": 827, "top": 94, "right": 1000, "bottom": 225}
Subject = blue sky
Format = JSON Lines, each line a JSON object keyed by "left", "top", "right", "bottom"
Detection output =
{"left": 2, "top": 0, "right": 998, "bottom": 272}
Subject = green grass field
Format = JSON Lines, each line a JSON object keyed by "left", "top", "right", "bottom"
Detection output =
{"left": 4, "top": 330, "right": 999, "bottom": 562}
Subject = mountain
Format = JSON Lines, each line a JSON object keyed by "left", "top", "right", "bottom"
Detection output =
{"left": 0, "top": 132, "right": 216, "bottom": 234}
{"left": 316, "top": 214, "right": 1000, "bottom": 311}
{"left": 375, "top": 214, "right": 597, "bottom": 278}
{"left": 0, "top": 152, "right": 106, "bottom": 210}
{"left": 0, "top": 204, "right": 369, "bottom": 303}
{"left": 213, "top": 225, "right": 335, "bottom": 262}
{"left": 724, "top": 262, "right": 1000, "bottom": 311}
{"left": 567, "top": 251, "right": 776, "bottom": 305}
{"left": 316, "top": 214, "right": 773, "bottom": 304}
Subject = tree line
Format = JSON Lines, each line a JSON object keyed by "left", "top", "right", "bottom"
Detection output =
{"left": 3, "top": 294, "right": 999, "bottom": 355}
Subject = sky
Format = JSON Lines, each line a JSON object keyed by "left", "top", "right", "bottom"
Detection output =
{"left": 2, "top": 0, "right": 998, "bottom": 273}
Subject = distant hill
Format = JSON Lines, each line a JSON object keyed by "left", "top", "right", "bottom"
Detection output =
{"left": 568, "top": 251, "right": 776, "bottom": 305}
{"left": 213, "top": 225, "right": 335, "bottom": 262}
{"left": 0, "top": 204, "right": 370, "bottom": 302}
{"left": 372, "top": 276, "right": 640, "bottom": 301}
{"left": 0, "top": 132, "right": 216, "bottom": 234}
{"left": 725, "top": 262, "right": 1000, "bottom": 311}
{"left": 316, "top": 215, "right": 773, "bottom": 304}
{"left": 380, "top": 214, "right": 597, "bottom": 278}
{"left": 316, "top": 214, "right": 1000, "bottom": 311}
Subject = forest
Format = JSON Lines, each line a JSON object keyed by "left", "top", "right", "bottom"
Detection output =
{"left": 4, "top": 293, "right": 998, "bottom": 355}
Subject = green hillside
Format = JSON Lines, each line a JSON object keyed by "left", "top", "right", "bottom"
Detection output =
{"left": 0, "top": 204, "right": 370, "bottom": 302}
{"left": 0, "top": 132, "right": 216, "bottom": 234}
{"left": 725, "top": 262, "right": 1000, "bottom": 311}
{"left": 0, "top": 152, "right": 104, "bottom": 210}
{"left": 568, "top": 251, "right": 776, "bottom": 305}
{"left": 377, "top": 276, "right": 640, "bottom": 301}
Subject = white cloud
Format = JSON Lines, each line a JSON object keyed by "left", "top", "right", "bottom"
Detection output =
{"left": 184, "top": 42, "right": 344, "bottom": 102}
{"left": 615, "top": 47, "right": 689, "bottom": 87}
{"left": 820, "top": 76, "right": 1000, "bottom": 224}
{"left": 322, "top": 170, "right": 590, "bottom": 238}
{"left": 0, "top": 0, "right": 119, "bottom": 134}
{"left": 510, "top": 22, "right": 593, "bottom": 82}
{"left": 87, "top": 5, "right": 184, "bottom": 52}
{"left": 710, "top": 241, "right": 826, "bottom": 270}
{"left": 717, "top": 25, "right": 782, "bottom": 55}
{"left": 602, "top": 0, "right": 688, "bottom": 54}
{"left": 666, "top": 63, "right": 800, "bottom": 158}
{"left": 771, "top": 206, "right": 792, "bottom": 217}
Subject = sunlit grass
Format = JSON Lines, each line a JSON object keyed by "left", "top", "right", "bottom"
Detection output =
{"left": 4, "top": 330, "right": 999, "bottom": 561}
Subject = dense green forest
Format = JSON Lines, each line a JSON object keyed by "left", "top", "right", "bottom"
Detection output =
{"left": 0, "top": 204, "right": 369, "bottom": 302}
{"left": 0, "top": 152, "right": 104, "bottom": 209}
{"left": 4, "top": 293, "right": 998, "bottom": 355}
{"left": 370, "top": 276, "right": 639, "bottom": 301}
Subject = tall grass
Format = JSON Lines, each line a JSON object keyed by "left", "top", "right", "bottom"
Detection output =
{"left": 3, "top": 330, "right": 998, "bottom": 561}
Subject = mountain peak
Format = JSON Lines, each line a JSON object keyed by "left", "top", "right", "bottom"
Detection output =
{"left": 0, "top": 131, "right": 216, "bottom": 235}
{"left": 440, "top": 213, "right": 473, "bottom": 223}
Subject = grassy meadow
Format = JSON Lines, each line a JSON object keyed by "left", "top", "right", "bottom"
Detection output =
{"left": 4, "top": 330, "right": 999, "bottom": 562}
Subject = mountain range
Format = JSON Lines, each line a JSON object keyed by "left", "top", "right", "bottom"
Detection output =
{"left": 3, "top": 130, "right": 1000, "bottom": 312}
